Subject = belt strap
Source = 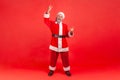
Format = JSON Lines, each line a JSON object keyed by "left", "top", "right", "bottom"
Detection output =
{"left": 52, "top": 34, "right": 67, "bottom": 38}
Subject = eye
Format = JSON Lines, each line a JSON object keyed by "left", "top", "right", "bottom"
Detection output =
{"left": 60, "top": 16, "right": 63, "bottom": 18}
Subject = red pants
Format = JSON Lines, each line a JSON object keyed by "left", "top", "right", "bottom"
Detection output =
{"left": 49, "top": 50, "right": 70, "bottom": 71}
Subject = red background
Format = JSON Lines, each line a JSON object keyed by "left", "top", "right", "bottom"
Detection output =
{"left": 0, "top": 0, "right": 120, "bottom": 71}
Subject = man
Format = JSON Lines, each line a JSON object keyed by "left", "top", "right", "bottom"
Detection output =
{"left": 43, "top": 5, "right": 74, "bottom": 76}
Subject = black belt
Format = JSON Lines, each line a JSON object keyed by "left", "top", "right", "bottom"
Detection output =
{"left": 52, "top": 34, "right": 67, "bottom": 38}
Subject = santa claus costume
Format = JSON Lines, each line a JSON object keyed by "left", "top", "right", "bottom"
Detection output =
{"left": 44, "top": 12, "right": 73, "bottom": 76}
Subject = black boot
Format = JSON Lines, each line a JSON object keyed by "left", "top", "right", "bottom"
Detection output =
{"left": 48, "top": 70, "right": 54, "bottom": 76}
{"left": 65, "top": 71, "right": 71, "bottom": 76}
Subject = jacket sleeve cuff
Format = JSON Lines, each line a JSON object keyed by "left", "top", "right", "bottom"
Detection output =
{"left": 68, "top": 31, "right": 74, "bottom": 37}
{"left": 44, "top": 13, "right": 50, "bottom": 18}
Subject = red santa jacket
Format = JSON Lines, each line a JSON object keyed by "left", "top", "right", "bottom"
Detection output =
{"left": 44, "top": 13, "right": 72, "bottom": 52}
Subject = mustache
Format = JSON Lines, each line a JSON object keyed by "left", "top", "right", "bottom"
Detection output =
{"left": 56, "top": 18, "right": 62, "bottom": 21}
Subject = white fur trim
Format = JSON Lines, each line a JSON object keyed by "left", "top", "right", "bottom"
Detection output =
{"left": 68, "top": 31, "right": 74, "bottom": 37}
{"left": 57, "top": 12, "right": 65, "bottom": 19}
{"left": 49, "top": 45, "right": 69, "bottom": 52}
{"left": 44, "top": 13, "right": 50, "bottom": 18}
{"left": 49, "top": 66, "right": 56, "bottom": 71}
{"left": 63, "top": 66, "right": 70, "bottom": 71}
{"left": 58, "top": 22, "right": 63, "bottom": 48}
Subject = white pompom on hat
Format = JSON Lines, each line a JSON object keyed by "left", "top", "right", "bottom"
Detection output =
{"left": 57, "top": 12, "right": 65, "bottom": 19}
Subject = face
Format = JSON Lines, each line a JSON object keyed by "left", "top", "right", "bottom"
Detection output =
{"left": 56, "top": 14, "right": 64, "bottom": 23}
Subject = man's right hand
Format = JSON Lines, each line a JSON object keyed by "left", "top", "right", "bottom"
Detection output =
{"left": 46, "top": 5, "right": 53, "bottom": 14}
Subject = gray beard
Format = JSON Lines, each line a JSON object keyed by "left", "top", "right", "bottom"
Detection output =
{"left": 56, "top": 19, "right": 61, "bottom": 24}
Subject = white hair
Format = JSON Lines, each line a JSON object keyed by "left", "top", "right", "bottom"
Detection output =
{"left": 57, "top": 12, "right": 65, "bottom": 19}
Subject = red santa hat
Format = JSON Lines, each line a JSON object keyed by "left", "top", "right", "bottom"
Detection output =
{"left": 57, "top": 12, "right": 65, "bottom": 19}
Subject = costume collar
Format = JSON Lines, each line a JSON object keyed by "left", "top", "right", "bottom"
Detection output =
{"left": 55, "top": 21, "right": 62, "bottom": 24}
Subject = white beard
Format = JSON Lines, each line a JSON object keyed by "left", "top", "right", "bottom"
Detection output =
{"left": 56, "top": 18, "right": 62, "bottom": 24}
{"left": 57, "top": 20, "right": 61, "bottom": 23}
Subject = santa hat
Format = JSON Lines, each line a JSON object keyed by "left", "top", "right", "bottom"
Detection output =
{"left": 57, "top": 12, "right": 65, "bottom": 19}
